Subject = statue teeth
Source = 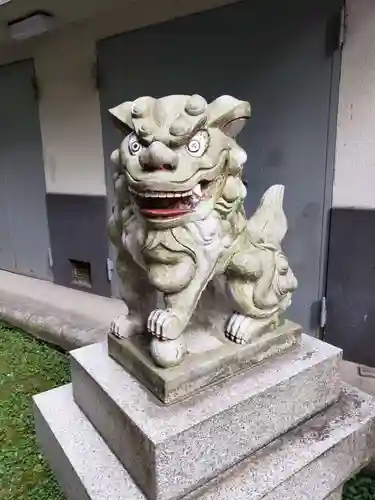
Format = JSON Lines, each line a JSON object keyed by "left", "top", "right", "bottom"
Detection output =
{"left": 129, "top": 189, "right": 193, "bottom": 198}
{"left": 193, "top": 185, "right": 202, "bottom": 196}
{"left": 181, "top": 190, "right": 193, "bottom": 197}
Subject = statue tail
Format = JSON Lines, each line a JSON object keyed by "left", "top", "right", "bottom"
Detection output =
{"left": 247, "top": 185, "right": 288, "bottom": 247}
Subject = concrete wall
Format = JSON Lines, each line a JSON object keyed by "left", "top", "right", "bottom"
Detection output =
{"left": 35, "top": 36, "right": 104, "bottom": 195}
{"left": 0, "top": 0, "right": 239, "bottom": 293}
{"left": 0, "top": 0, "right": 368, "bottom": 201}
{"left": 333, "top": 0, "right": 375, "bottom": 208}
{"left": 324, "top": 0, "right": 375, "bottom": 367}
{"left": 0, "top": 0, "right": 372, "bottom": 300}
{"left": 0, "top": 0, "right": 236, "bottom": 196}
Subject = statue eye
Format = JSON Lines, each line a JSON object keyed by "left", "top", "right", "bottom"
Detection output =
{"left": 128, "top": 134, "right": 143, "bottom": 155}
{"left": 186, "top": 130, "right": 209, "bottom": 157}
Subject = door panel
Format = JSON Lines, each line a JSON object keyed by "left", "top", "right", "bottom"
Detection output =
{"left": 324, "top": 209, "right": 375, "bottom": 366}
{"left": 0, "top": 174, "right": 14, "bottom": 270}
{"left": 0, "top": 60, "right": 51, "bottom": 279}
{"left": 97, "top": 0, "right": 341, "bottom": 333}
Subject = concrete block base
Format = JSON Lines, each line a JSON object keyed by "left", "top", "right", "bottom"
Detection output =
{"left": 34, "top": 383, "right": 375, "bottom": 500}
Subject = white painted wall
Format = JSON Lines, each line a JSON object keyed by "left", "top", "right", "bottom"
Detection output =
{"left": 333, "top": 0, "right": 375, "bottom": 208}
{"left": 0, "top": 0, "right": 237, "bottom": 195}
{"left": 35, "top": 36, "right": 104, "bottom": 195}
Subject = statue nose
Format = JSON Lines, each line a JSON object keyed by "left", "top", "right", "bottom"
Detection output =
{"left": 139, "top": 141, "right": 178, "bottom": 171}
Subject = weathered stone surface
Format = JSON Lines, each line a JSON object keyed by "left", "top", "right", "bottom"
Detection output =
{"left": 325, "top": 488, "right": 343, "bottom": 500}
{"left": 0, "top": 292, "right": 106, "bottom": 351}
{"left": 0, "top": 270, "right": 126, "bottom": 350}
{"left": 71, "top": 334, "right": 341, "bottom": 500}
{"left": 108, "top": 94, "right": 298, "bottom": 369}
{"left": 34, "top": 385, "right": 143, "bottom": 500}
{"left": 34, "top": 384, "right": 375, "bottom": 500}
{"left": 108, "top": 320, "right": 302, "bottom": 404}
{"left": 187, "top": 385, "right": 375, "bottom": 500}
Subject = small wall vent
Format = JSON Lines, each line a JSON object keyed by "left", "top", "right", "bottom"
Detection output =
{"left": 69, "top": 260, "right": 92, "bottom": 288}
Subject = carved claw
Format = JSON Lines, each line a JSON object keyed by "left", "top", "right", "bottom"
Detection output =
{"left": 109, "top": 314, "right": 141, "bottom": 339}
{"left": 147, "top": 309, "right": 183, "bottom": 340}
{"left": 109, "top": 315, "right": 129, "bottom": 339}
{"left": 225, "top": 313, "right": 277, "bottom": 345}
{"left": 225, "top": 313, "right": 252, "bottom": 345}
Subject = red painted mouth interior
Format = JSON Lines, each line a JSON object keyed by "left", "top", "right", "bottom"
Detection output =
{"left": 141, "top": 207, "right": 192, "bottom": 218}
{"left": 137, "top": 194, "right": 196, "bottom": 218}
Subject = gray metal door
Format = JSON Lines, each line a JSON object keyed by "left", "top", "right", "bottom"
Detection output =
{"left": 0, "top": 60, "right": 51, "bottom": 280}
{"left": 97, "top": 0, "right": 342, "bottom": 334}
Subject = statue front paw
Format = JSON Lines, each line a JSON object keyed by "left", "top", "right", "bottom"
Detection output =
{"left": 109, "top": 314, "right": 141, "bottom": 339}
{"left": 147, "top": 309, "right": 184, "bottom": 340}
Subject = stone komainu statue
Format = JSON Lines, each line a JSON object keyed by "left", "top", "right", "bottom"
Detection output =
{"left": 108, "top": 94, "right": 298, "bottom": 368}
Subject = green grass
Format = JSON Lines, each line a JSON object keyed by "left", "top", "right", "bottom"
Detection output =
{"left": 1, "top": 323, "right": 375, "bottom": 500}
{"left": 0, "top": 324, "right": 70, "bottom": 500}
{"left": 344, "top": 475, "right": 375, "bottom": 500}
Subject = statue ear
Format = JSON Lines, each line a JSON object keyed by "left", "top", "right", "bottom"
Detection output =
{"left": 109, "top": 102, "right": 134, "bottom": 134}
{"left": 207, "top": 95, "right": 251, "bottom": 138}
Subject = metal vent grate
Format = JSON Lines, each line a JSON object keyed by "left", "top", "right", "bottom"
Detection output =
{"left": 69, "top": 259, "right": 92, "bottom": 288}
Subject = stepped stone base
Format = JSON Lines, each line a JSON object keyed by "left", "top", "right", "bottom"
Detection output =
{"left": 33, "top": 329, "right": 375, "bottom": 500}
{"left": 70, "top": 335, "right": 341, "bottom": 500}
{"left": 34, "top": 383, "right": 375, "bottom": 500}
{"left": 108, "top": 320, "right": 302, "bottom": 404}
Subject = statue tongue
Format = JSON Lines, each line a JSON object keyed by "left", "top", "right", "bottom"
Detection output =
{"left": 140, "top": 207, "right": 192, "bottom": 218}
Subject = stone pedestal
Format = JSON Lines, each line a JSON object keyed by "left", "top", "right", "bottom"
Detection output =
{"left": 108, "top": 320, "right": 302, "bottom": 404}
{"left": 34, "top": 333, "right": 375, "bottom": 500}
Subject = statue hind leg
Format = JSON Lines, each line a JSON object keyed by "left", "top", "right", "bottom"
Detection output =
{"left": 224, "top": 185, "right": 297, "bottom": 345}
{"left": 224, "top": 266, "right": 280, "bottom": 345}
{"left": 224, "top": 246, "right": 295, "bottom": 345}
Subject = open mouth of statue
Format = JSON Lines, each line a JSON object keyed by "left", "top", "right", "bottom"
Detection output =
{"left": 129, "top": 184, "right": 205, "bottom": 218}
